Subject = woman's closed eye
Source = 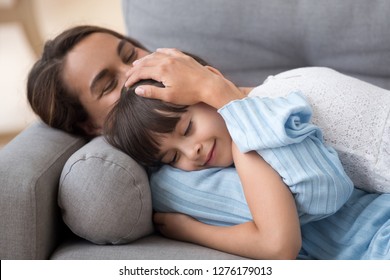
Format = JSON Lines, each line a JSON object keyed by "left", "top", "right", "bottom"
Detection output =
{"left": 123, "top": 48, "right": 137, "bottom": 64}
{"left": 101, "top": 78, "right": 118, "bottom": 96}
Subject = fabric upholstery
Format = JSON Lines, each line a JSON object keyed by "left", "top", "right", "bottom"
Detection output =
{"left": 59, "top": 137, "right": 154, "bottom": 245}
{"left": 51, "top": 234, "right": 246, "bottom": 260}
{"left": 0, "top": 122, "right": 85, "bottom": 259}
{"left": 123, "top": 0, "right": 390, "bottom": 90}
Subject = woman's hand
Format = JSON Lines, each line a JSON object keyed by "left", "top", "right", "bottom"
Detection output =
{"left": 125, "top": 48, "right": 245, "bottom": 109}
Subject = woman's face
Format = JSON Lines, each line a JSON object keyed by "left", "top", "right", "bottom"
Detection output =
{"left": 62, "top": 32, "right": 149, "bottom": 135}
{"left": 158, "top": 103, "right": 233, "bottom": 171}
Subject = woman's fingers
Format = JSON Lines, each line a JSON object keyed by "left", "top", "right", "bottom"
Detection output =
{"left": 125, "top": 49, "right": 191, "bottom": 88}
{"left": 156, "top": 48, "right": 188, "bottom": 58}
{"left": 124, "top": 48, "right": 237, "bottom": 107}
{"left": 124, "top": 53, "right": 166, "bottom": 87}
{"left": 134, "top": 84, "right": 170, "bottom": 101}
{"left": 125, "top": 66, "right": 162, "bottom": 88}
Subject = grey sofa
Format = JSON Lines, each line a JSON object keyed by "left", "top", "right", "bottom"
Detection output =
{"left": 1, "top": 0, "right": 390, "bottom": 260}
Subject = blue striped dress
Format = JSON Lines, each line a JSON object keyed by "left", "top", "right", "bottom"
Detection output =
{"left": 149, "top": 91, "right": 390, "bottom": 259}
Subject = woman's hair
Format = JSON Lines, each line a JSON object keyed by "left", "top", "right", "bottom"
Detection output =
{"left": 104, "top": 80, "right": 188, "bottom": 167}
{"left": 27, "top": 25, "right": 148, "bottom": 137}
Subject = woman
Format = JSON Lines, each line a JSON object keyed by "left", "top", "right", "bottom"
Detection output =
{"left": 27, "top": 26, "right": 389, "bottom": 259}
{"left": 27, "top": 26, "right": 231, "bottom": 137}
{"left": 27, "top": 25, "right": 149, "bottom": 137}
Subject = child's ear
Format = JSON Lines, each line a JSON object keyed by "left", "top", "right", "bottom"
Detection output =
{"left": 78, "top": 120, "right": 102, "bottom": 136}
{"left": 205, "top": 66, "right": 226, "bottom": 78}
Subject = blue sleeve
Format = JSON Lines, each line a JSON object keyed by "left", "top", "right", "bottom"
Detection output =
{"left": 217, "top": 91, "right": 320, "bottom": 151}
{"left": 219, "top": 91, "right": 354, "bottom": 224}
{"left": 149, "top": 165, "right": 252, "bottom": 226}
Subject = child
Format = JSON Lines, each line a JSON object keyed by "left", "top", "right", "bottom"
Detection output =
{"left": 105, "top": 79, "right": 354, "bottom": 224}
{"left": 104, "top": 73, "right": 354, "bottom": 259}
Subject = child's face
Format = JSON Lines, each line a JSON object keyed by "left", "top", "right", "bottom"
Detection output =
{"left": 158, "top": 103, "right": 233, "bottom": 171}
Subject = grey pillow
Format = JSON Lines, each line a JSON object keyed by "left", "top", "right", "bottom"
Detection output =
{"left": 59, "top": 137, "right": 154, "bottom": 245}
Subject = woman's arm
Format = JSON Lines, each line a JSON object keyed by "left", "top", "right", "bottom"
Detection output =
{"left": 154, "top": 143, "right": 301, "bottom": 260}
{"left": 125, "top": 48, "right": 247, "bottom": 109}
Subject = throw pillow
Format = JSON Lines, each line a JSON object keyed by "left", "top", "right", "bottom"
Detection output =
{"left": 59, "top": 136, "right": 154, "bottom": 244}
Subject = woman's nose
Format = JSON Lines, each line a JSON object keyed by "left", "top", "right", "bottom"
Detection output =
{"left": 120, "top": 65, "right": 133, "bottom": 86}
{"left": 121, "top": 64, "right": 133, "bottom": 75}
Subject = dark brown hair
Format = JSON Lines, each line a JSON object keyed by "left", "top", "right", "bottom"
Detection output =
{"left": 27, "top": 25, "right": 148, "bottom": 137}
{"left": 104, "top": 80, "right": 188, "bottom": 167}
{"left": 104, "top": 54, "right": 209, "bottom": 167}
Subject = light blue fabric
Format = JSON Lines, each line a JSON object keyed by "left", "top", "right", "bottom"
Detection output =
{"left": 149, "top": 92, "right": 390, "bottom": 259}
{"left": 218, "top": 91, "right": 353, "bottom": 223}
{"left": 151, "top": 166, "right": 250, "bottom": 227}
{"left": 151, "top": 167, "right": 390, "bottom": 259}
{"left": 300, "top": 189, "right": 390, "bottom": 260}
{"left": 151, "top": 92, "right": 353, "bottom": 223}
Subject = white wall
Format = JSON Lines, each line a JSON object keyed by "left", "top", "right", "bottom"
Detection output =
{"left": 0, "top": 0, "right": 125, "bottom": 134}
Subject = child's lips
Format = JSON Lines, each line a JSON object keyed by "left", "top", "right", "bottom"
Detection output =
{"left": 204, "top": 140, "right": 216, "bottom": 166}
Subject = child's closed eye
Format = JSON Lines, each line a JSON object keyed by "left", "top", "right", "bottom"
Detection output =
{"left": 184, "top": 120, "right": 193, "bottom": 136}
{"left": 169, "top": 152, "right": 178, "bottom": 165}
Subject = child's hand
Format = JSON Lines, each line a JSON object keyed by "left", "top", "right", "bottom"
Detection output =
{"left": 153, "top": 212, "right": 197, "bottom": 241}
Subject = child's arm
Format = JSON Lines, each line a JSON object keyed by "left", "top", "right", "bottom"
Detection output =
{"left": 154, "top": 143, "right": 301, "bottom": 259}
{"left": 219, "top": 91, "right": 353, "bottom": 223}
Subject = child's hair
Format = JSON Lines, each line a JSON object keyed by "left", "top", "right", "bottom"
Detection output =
{"left": 104, "top": 80, "right": 188, "bottom": 167}
{"left": 105, "top": 53, "right": 208, "bottom": 167}
{"left": 104, "top": 53, "right": 209, "bottom": 166}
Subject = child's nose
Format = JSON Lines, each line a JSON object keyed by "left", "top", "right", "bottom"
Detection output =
{"left": 186, "top": 143, "right": 202, "bottom": 161}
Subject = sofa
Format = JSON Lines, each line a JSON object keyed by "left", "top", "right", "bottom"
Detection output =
{"left": 1, "top": 0, "right": 389, "bottom": 260}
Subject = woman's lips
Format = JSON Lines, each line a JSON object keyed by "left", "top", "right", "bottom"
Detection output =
{"left": 204, "top": 140, "right": 216, "bottom": 166}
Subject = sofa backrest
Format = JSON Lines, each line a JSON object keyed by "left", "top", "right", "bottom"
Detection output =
{"left": 123, "top": 0, "right": 390, "bottom": 89}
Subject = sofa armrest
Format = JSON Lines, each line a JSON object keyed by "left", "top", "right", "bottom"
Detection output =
{"left": 0, "top": 122, "right": 86, "bottom": 259}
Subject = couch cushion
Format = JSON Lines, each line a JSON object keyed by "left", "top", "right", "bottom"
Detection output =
{"left": 59, "top": 137, "right": 154, "bottom": 245}
{"left": 51, "top": 234, "right": 247, "bottom": 260}
{"left": 0, "top": 122, "right": 86, "bottom": 259}
{"left": 123, "top": 0, "right": 390, "bottom": 90}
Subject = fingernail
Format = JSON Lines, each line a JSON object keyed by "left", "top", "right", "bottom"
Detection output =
{"left": 133, "top": 59, "right": 140, "bottom": 65}
{"left": 135, "top": 87, "right": 145, "bottom": 96}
